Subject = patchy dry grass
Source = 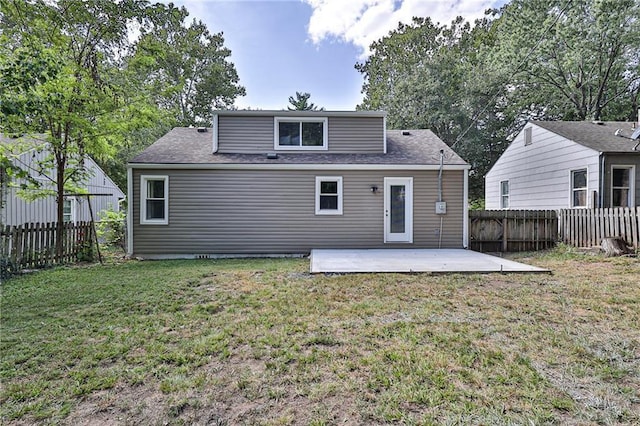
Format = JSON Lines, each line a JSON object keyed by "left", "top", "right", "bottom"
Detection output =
{"left": 1, "top": 248, "right": 639, "bottom": 425}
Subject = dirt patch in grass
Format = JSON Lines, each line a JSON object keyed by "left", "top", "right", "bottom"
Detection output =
{"left": 2, "top": 253, "right": 639, "bottom": 424}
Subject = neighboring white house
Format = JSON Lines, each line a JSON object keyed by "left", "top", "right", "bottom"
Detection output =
{"left": 1, "top": 134, "right": 125, "bottom": 226}
{"left": 485, "top": 121, "right": 640, "bottom": 210}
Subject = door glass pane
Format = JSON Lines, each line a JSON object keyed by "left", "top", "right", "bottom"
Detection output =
{"left": 390, "top": 185, "right": 405, "bottom": 233}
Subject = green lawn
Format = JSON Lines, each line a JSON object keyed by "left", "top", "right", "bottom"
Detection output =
{"left": 1, "top": 249, "right": 639, "bottom": 425}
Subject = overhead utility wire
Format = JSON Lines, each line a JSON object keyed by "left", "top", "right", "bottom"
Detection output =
{"left": 452, "top": 0, "right": 574, "bottom": 148}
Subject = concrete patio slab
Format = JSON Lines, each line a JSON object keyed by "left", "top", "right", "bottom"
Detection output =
{"left": 310, "top": 249, "right": 549, "bottom": 273}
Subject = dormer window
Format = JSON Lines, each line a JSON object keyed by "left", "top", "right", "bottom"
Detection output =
{"left": 274, "top": 117, "right": 328, "bottom": 150}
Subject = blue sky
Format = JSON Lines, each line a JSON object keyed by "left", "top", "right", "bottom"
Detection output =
{"left": 169, "top": 0, "right": 508, "bottom": 110}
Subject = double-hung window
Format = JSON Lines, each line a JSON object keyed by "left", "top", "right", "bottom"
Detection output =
{"left": 315, "top": 176, "right": 343, "bottom": 215}
{"left": 63, "top": 197, "right": 76, "bottom": 223}
{"left": 612, "top": 166, "right": 634, "bottom": 207}
{"left": 571, "top": 169, "right": 587, "bottom": 208}
{"left": 141, "top": 175, "right": 168, "bottom": 224}
{"left": 500, "top": 180, "right": 509, "bottom": 209}
{"left": 275, "top": 117, "right": 328, "bottom": 150}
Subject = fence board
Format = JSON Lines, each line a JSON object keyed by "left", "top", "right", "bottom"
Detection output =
{"left": 1, "top": 221, "right": 94, "bottom": 275}
{"left": 559, "top": 207, "right": 640, "bottom": 249}
{"left": 469, "top": 210, "right": 558, "bottom": 252}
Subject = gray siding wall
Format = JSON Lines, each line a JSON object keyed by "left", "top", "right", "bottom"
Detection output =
{"left": 1, "top": 149, "right": 125, "bottom": 226}
{"left": 602, "top": 153, "right": 640, "bottom": 207}
{"left": 217, "top": 115, "right": 384, "bottom": 154}
{"left": 485, "top": 124, "right": 600, "bottom": 210}
{"left": 131, "top": 168, "right": 464, "bottom": 256}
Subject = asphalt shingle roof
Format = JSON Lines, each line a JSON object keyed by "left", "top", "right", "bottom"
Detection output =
{"left": 129, "top": 128, "right": 469, "bottom": 166}
{"left": 532, "top": 121, "right": 640, "bottom": 153}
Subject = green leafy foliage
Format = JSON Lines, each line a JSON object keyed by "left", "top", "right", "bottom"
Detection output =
{"left": 357, "top": 1, "right": 640, "bottom": 200}
{"left": 287, "top": 91, "right": 323, "bottom": 111}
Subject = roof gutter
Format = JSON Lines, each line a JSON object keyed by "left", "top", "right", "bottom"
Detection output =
{"left": 126, "top": 163, "right": 471, "bottom": 171}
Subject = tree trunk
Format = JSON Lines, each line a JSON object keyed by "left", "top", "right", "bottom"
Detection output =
{"left": 601, "top": 237, "right": 631, "bottom": 257}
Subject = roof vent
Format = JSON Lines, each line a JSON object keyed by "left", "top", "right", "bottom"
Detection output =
{"left": 266, "top": 152, "right": 278, "bottom": 159}
{"left": 591, "top": 120, "right": 604, "bottom": 125}
{"left": 197, "top": 127, "right": 208, "bottom": 133}
{"left": 402, "top": 130, "right": 411, "bottom": 136}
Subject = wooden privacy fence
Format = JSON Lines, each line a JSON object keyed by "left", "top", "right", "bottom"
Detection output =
{"left": 469, "top": 210, "right": 558, "bottom": 252}
{"left": 1, "top": 221, "right": 94, "bottom": 274}
{"left": 559, "top": 207, "right": 640, "bottom": 249}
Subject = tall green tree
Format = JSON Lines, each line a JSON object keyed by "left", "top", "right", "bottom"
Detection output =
{"left": 490, "top": 0, "right": 640, "bottom": 121}
{"left": 287, "top": 92, "right": 323, "bottom": 111}
{"left": 0, "top": 0, "right": 159, "bottom": 255}
{"left": 133, "top": 5, "right": 246, "bottom": 126}
{"left": 356, "top": 14, "right": 512, "bottom": 198}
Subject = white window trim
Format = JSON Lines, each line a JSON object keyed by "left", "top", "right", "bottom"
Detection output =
{"left": 611, "top": 165, "right": 635, "bottom": 207}
{"left": 63, "top": 196, "right": 77, "bottom": 224}
{"left": 570, "top": 168, "right": 588, "bottom": 208}
{"left": 274, "top": 117, "right": 328, "bottom": 151}
{"left": 500, "top": 180, "right": 509, "bottom": 209}
{"left": 140, "top": 175, "right": 169, "bottom": 225}
{"left": 315, "top": 176, "right": 343, "bottom": 215}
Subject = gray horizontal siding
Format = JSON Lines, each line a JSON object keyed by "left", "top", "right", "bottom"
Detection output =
{"left": 486, "top": 124, "right": 600, "bottom": 210}
{"left": 217, "top": 115, "right": 273, "bottom": 153}
{"left": 2, "top": 149, "right": 124, "bottom": 226}
{"left": 131, "top": 169, "right": 464, "bottom": 256}
{"left": 216, "top": 115, "right": 384, "bottom": 154}
{"left": 327, "top": 116, "right": 384, "bottom": 153}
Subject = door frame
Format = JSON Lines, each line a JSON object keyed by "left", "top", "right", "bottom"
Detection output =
{"left": 384, "top": 177, "right": 413, "bottom": 243}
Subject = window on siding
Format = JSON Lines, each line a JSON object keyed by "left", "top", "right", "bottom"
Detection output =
{"left": 612, "top": 166, "right": 634, "bottom": 207}
{"left": 571, "top": 169, "right": 587, "bottom": 208}
{"left": 500, "top": 180, "right": 509, "bottom": 209}
{"left": 275, "top": 117, "right": 327, "bottom": 150}
{"left": 63, "top": 197, "right": 75, "bottom": 223}
{"left": 524, "top": 127, "right": 532, "bottom": 146}
{"left": 141, "top": 175, "right": 168, "bottom": 225}
{"left": 315, "top": 176, "right": 343, "bottom": 215}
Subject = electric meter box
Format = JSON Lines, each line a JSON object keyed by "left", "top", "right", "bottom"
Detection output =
{"left": 435, "top": 201, "right": 447, "bottom": 215}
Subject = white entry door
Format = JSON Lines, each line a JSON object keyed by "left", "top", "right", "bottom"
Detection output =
{"left": 384, "top": 177, "right": 413, "bottom": 243}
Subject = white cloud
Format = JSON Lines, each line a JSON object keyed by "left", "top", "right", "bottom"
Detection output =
{"left": 305, "top": 0, "right": 501, "bottom": 57}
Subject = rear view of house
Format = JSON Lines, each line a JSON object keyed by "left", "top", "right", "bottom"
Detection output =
{"left": 486, "top": 120, "right": 640, "bottom": 210}
{"left": 127, "top": 110, "right": 470, "bottom": 258}
{"left": 1, "top": 135, "right": 125, "bottom": 226}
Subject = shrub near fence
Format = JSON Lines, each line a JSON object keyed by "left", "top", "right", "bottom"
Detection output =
{"left": 1, "top": 221, "right": 94, "bottom": 275}
{"left": 559, "top": 207, "right": 640, "bottom": 249}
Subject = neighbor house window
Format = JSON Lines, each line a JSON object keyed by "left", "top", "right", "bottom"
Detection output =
{"left": 141, "top": 175, "right": 168, "bottom": 224}
{"left": 500, "top": 180, "right": 509, "bottom": 209}
{"left": 524, "top": 127, "right": 532, "bottom": 146}
{"left": 315, "top": 176, "right": 343, "bottom": 215}
{"left": 611, "top": 166, "right": 634, "bottom": 207}
{"left": 571, "top": 169, "right": 587, "bottom": 208}
{"left": 63, "top": 197, "right": 76, "bottom": 223}
{"left": 275, "top": 117, "right": 328, "bottom": 150}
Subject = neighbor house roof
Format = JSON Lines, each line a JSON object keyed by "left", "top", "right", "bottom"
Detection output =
{"left": 0, "top": 134, "right": 48, "bottom": 153}
{"left": 532, "top": 121, "right": 640, "bottom": 153}
{"left": 129, "top": 127, "right": 469, "bottom": 167}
